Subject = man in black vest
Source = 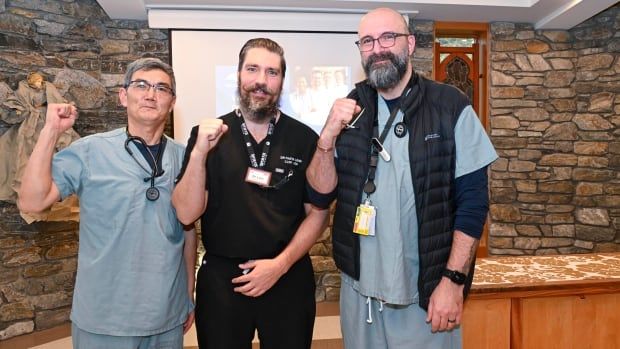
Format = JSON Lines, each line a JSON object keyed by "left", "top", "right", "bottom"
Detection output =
{"left": 307, "top": 7, "right": 497, "bottom": 349}
{"left": 173, "top": 38, "right": 331, "bottom": 349}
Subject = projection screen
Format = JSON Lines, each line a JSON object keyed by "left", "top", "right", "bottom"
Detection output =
{"left": 170, "top": 30, "right": 366, "bottom": 143}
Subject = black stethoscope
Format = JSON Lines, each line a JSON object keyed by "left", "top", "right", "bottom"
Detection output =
{"left": 124, "top": 131, "right": 166, "bottom": 201}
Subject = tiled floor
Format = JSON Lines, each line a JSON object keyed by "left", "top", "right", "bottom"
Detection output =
{"left": 0, "top": 303, "right": 343, "bottom": 349}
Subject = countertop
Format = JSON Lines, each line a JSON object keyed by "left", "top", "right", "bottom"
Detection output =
{"left": 471, "top": 252, "right": 620, "bottom": 293}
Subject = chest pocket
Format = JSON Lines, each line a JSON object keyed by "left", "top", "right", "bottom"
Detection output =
{"left": 263, "top": 150, "right": 307, "bottom": 214}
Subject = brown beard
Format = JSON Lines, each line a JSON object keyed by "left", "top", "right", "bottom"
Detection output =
{"left": 237, "top": 80, "right": 281, "bottom": 122}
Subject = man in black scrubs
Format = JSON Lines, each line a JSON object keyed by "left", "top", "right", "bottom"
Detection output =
{"left": 172, "top": 38, "right": 332, "bottom": 349}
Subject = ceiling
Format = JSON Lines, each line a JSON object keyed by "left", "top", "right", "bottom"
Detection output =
{"left": 96, "top": 0, "right": 618, "bottom": 30}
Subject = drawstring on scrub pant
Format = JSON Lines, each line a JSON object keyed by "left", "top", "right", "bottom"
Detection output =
{"left": 365, "top": 297, "right": 385, "bottom": 324}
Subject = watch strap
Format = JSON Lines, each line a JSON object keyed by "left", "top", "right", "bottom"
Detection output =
{"left": 443, "top": 268, "right": 467, "bottom": 285}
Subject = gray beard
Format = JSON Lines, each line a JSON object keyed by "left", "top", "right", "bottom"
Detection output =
{"left": 364, "top": 51, "right": 408, "bottom": 90}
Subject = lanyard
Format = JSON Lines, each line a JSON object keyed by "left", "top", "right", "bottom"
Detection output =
{"left": 363, "top": 88, "right": 411, "bottom": 196}
{"left": 237, "top": 109, "right": 276, "bottom": 169}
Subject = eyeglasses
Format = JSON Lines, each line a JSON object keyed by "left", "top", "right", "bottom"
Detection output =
{"left": 126, "top": 80, "right": 175, "bottom": 97}
{"left": 355, "top": 32, "right": 410, "bottom": 52}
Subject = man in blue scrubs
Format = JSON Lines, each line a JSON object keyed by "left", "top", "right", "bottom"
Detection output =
{"left": 307, "top": 8, "right": 497, "bottom": 349}
{"left": 18, "top": 58, "right": 195, "bottom": 349}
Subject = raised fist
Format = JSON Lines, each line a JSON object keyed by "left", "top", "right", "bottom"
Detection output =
{"left": 46, "top": 103, "right": 78, "bottom": 133}
{"left": 195, "top": 118, "right": 228, "bottom": 155}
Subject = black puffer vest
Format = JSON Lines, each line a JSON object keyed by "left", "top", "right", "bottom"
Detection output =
{"left": 332, "top": 73, "right": 475, "bottom": 310}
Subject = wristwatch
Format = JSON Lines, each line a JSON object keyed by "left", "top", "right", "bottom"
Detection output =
{"left": 443, "top": 268, "right": 467, "bottom": 285}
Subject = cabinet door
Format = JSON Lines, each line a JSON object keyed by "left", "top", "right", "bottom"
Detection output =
{"left": 520, "top": 293, "right": 620, "bottom": 349}
{"left": 462, "top": 298, "right": 511, "bottom": 349}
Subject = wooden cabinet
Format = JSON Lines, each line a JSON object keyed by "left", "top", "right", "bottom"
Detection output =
{"left": 462, "top": 253, "right": 620, "bottom": 349}
{"left": 462, "top": 298, "right": 510, "bottom": 348}
{"left": 520, "top": 292, "right": 620, "bottom": 349}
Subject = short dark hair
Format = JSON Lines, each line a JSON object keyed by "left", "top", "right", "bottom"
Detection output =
{"left": 124, "top": 57, "right": 176, "bottom": 95}
{"left": 237, "top": 38, "right": 286, "bottom": 78}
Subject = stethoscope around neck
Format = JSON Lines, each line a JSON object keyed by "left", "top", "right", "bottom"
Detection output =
{"left": 124, "top": 131, "right": 166, "bottom": 201}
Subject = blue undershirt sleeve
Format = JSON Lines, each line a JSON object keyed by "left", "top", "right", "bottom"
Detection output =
{"left": 453, "top": 166, "right": 489, "bottom": 239}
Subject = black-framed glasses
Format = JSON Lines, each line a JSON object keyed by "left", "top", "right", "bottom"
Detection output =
{"left": 355, "top": 32, "right": 410, "bottom": 52}
{"left": 126, "top": 80, "right": 175, "bottom": 97}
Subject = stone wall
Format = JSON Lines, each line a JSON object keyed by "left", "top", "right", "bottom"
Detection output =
{"left": 310, "top": 209, "right": 338, "bottom": 302}
{"left": 0, "top": 0, "right": 170, "bottom": 340}
{"left": 411, "top": 19, "right": 435, "bottom": 78}
{"left": 488, "top": 5, "right": 620, "bottom": 255}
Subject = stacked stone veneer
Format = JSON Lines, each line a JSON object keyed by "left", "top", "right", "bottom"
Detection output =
{"left": 411, "top": 20, "right": 435, "bottom": 78}
{"left": 488, "top": 5, "right": 620, "bottom": 255}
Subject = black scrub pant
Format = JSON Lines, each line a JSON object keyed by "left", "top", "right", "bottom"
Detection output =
{"left": 195, "top": 254, "right": 316, "bottom": 349}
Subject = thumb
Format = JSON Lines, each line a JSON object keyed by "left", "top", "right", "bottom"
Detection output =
{"left": 211, "top": 124, "right": 228, "bottom": 144}
{"left": 238, "top": 260, "right": 256, "bottom": 270}
{"left": 215, "top": 124, "right": 229, "bottom": 140}
{"left": 426, "top": 302, "right": 433, "bottom": 323}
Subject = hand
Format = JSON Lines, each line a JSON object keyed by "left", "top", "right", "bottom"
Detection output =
{"left": 425, "top": 277, "right": 464, "bottom": 333}
{"left": 194, "top": 118, "right": 228, "bottom": 156}
{"left": 183, "top": 310, "right": 195, "bottom": 334}
{"left": 45, "top": 103, "right": 77, "bottom": 134}
{"left": 231, "top": 259, "right": 287, "bottom": 297}
{"left": 318, "top": 98, "right": 361, "bottom": 147}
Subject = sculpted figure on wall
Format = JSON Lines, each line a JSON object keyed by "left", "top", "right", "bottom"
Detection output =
{"left": 0, "top": 72, "right": 80, "bottom": 222}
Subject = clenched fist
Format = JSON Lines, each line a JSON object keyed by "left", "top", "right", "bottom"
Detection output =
{"left": 46, "top": 103, "right": 78, "bottom": 134}
{"left": 318, "top": 98, "right": 362, "bottom": 147}
{"left": 194, "top": 118, "right": 228, "bottom": 156}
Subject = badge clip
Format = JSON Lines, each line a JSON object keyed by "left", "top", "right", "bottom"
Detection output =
{"left": 371, "top": 138, "right": 391, "bottom": 162}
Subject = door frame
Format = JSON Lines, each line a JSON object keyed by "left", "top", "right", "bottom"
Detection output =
{"left": 434, "top": 21, "right": 490, "bottom": 257}
{"left": 434, "top": 21, "right": 489, "bottom": 130}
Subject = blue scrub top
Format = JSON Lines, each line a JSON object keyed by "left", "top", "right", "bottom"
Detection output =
{"left": 346, "top": 99, "right": 498, "bottom": 305}
{"left": 52, "top": 128, "right": 193, "bottom": 336}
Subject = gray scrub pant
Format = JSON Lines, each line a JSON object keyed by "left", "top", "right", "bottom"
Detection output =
{"left": 72, "top": 322, "right": 183, "bottom": 349}
{"left": 339, "top": 278, "right": 462, "bottom": 349}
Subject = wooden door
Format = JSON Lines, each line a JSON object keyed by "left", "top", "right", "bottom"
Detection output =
{"left": 435, "top": 44, "right": 479, "bottom": 113}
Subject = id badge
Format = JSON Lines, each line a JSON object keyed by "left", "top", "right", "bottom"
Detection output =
{"left": 353, "top": 200, "right": 376, "bottom": 236}
{"left": 245, "top": 167, "right": 272, "bottom": 187}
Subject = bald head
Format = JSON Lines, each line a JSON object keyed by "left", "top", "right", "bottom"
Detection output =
{"left": 357, "top": 8, "right": 415, "bottom": 94}
{"left": 358, "top": 8, "right": 410, "bottom": 38}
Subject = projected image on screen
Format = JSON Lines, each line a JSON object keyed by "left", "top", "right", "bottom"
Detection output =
{"left": 171, "top": 31, "right": 365, "bottom": 143}
{"left": 214, "top": 64, "right": 352, "bottom": 134}
{"left": 215, "top": 66, "right": 240, "bottom": 115}
{"left": 286, "top": 66, "right": 351, "bottom": 131}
